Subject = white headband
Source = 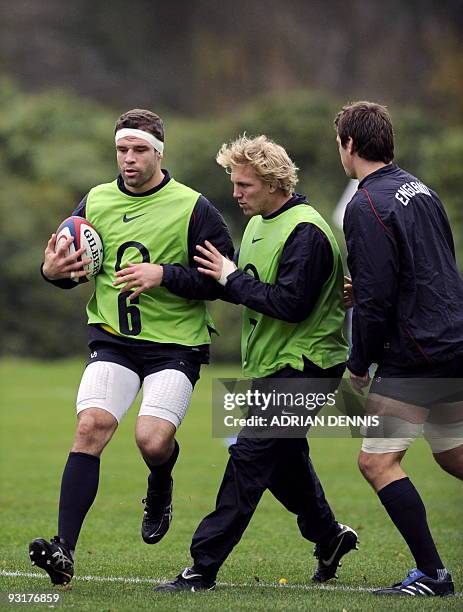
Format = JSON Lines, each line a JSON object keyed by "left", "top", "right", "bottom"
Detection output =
{"left": 115, "top": 128, "right": 164, "bottom": 154}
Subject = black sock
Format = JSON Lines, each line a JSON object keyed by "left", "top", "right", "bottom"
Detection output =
{"left": 147, "top": 440, "right": 179, "bottom": 492}
{"left": 377, "top": 477, "right": 444, "bottom": 578}
{"left": 58, "top": 452, "right": 100, "bottom": 551}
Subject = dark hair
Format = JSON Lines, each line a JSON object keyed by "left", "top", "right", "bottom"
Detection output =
{"left": 334, "top": 101, "right": 394, "bottom": 163}
{"left": 115, "top": 108, "right": 164, "bottom": 142}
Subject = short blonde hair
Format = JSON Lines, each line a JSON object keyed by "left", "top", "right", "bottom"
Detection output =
{"left": 216, "top": 134, "right": 298, "bottom": 195}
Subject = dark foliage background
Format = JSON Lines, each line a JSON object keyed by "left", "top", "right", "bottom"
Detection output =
{"left": 1, "top": 2, "right": 461, "bottom": 360}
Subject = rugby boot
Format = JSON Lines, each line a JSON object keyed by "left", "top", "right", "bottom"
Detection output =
{"left": 312, "top": 523, "right": 359, "bottom": 582}
{"left": 374, "top": 568, "right": 454, "bottom": 596}
{"left": 29, "top": 536, "right": 74, "bottom": 586}
{"left": 155, "top": 567, "right": 216, "bottom": 592}
{"left": 141, "top": 478, "right": 173, "bottom": 544}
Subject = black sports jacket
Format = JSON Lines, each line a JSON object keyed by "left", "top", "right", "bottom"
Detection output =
{"left": 344, "top": 164, "right": 463, "bottom": 375}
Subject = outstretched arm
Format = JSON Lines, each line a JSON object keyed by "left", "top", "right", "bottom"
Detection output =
{"left": 195, "top": 223, "right": 334, "bottom": 323}
{"left": 114, "top": 196, "right": 235, "bottom": 301}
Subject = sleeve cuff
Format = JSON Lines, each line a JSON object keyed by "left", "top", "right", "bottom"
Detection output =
{"left": 40, "top": 263, "right": 77, "bottom": 289}
{"left": 218, "top": 257, "right": 238, "bottom": 285}
{"left": 40, "top": 262, "right": 51, "bottom": 282}
{"left": 160, "top": 264, "right": 173, "bottom": 288}
{"left": 224, "top": 269, "right": 243, "bottom": 283}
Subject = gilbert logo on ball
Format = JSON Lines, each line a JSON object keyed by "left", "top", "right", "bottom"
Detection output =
{"left": 55, "top": 216, "right": 103, "bottom": 283}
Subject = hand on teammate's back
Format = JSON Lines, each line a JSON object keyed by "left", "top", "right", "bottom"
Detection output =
{"left": 194, "top": 240, "right": 237, "bottom": 285}
{"left": 343, "top": 276, "right": 354, "bottom": 309}
{"left": 348, "top": 369, "right": 371, "bottom": 395}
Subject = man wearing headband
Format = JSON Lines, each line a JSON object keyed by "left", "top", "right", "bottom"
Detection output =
{"left": 30, "top": 108, "right": 234, "bottom": 586}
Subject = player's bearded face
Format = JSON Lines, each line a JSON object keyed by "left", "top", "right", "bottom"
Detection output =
{"left": 116, "top": 137, "right": 159, "bottom": 189}
{"left": 230, "top": 165, "right": 273, "bottom": 217}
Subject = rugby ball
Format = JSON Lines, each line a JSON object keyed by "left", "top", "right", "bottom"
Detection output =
{"left": 55, "top": 216, "right": 103, "bottom": 283}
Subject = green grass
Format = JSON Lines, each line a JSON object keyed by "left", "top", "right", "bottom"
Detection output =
{"left": 0, "top": 359, "right": 461, "bottom": 611}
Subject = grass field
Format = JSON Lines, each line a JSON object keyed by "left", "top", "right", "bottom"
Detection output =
{"left": 0, "top": 359, "right": 462, "bottom": 611}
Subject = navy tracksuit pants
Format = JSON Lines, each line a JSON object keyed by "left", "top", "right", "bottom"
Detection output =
{"left": 190, "top": 361, "right": 345, "bottom": 580}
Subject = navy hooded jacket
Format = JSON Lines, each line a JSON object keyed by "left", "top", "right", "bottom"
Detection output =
{"left": 344, "top": 164, "right": 463, "bottom": 375}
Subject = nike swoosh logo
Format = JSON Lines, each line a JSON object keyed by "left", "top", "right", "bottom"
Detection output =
{"left": 321, "top": 534, "right": 346, "bottom": 566}
{"left": 252, "top": 237, "right": 264, "bottom": 244}
{"left": 123, "top": 213, "right": 146, "bottom": 223}
{"left": 182, "top": 569, "right": 202, "bottom": 579}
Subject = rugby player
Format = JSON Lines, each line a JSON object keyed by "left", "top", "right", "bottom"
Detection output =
{"left": 336, "top": 101, "right": 463, "bottom": 597}
{"left": 156, "top": 134, "right": 358, "bottom": 592}
{"left": 29, "top": 109, "right": 234, "bottom": 586}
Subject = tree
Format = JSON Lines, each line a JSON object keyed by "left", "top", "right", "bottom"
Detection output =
{"left": 2, "top": 81, "right": 461, "bottom": 359}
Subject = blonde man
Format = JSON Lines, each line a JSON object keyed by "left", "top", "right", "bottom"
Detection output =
{"left": 156, "top": 135, "right": 358, "bottom": 592}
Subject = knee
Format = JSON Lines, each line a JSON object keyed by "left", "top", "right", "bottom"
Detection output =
{"left": 433, "top": 445, "right": 463, "bottom": 480}
{"left": 358, "top": 452, "right": 379, "bottom": 482}
{"left": 73, "top": 409, "right": 117, "bottom": 454}
{"left": 358, "top": 451, "right": 394, "bottom": 484}
{"left": 358, "top": 450, "right": 406, "bottom": 491}
{"left": 136, "top": 432, "right": 173, "bottom": 465}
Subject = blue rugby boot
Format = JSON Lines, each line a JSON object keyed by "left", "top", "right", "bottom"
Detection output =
{"left": 374, "top": 568, "right": 454, "bottom": 596}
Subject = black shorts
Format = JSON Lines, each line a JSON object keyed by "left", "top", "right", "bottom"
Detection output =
{"left": 240, "top": 358, "right": 346, "bottom": 438}
{"left": 371, "top": 354, "right": 463, "bottom": 408}
{"left": 86, "top": 325, "right": 208, "bottom": 387}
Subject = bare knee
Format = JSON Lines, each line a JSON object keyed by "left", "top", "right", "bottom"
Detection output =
{"left": 433, "top": 444, "right": 463, "bottom": 480}
{"left": 136, "top": 433, "right": 173, "bottom": 464}
{"left": 135, "top": 417, "right": 176, "bottom": 465}
{"left": 358, "top": 451, "right": 382, "bottom": 482}
{"left": 72, "top": 408, "right": 118, "bottom": 456}
{"left": 358, "top": 450, "right": 406, "bottom": 491}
